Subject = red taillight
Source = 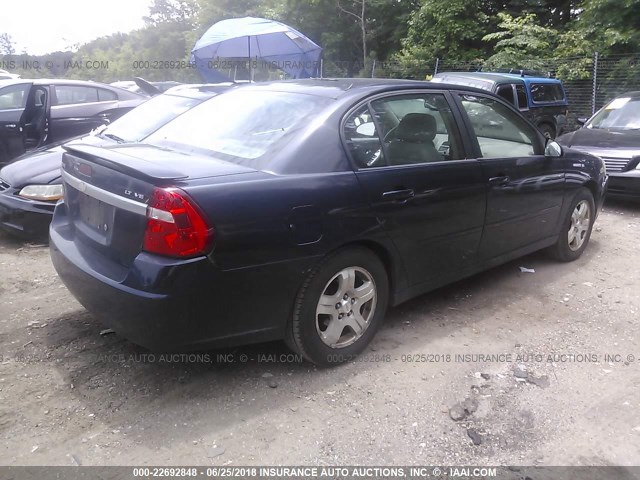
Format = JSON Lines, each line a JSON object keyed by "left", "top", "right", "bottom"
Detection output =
{"left": 143, "top": 188, "right": 214, "bottom": 258}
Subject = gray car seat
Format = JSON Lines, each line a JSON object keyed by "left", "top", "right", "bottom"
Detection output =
{"left": 387, "top": 113, "right": 442, "bottom": 165}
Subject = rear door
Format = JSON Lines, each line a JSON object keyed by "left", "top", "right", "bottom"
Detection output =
{"left": 0, "top": 83, "right": 30, "bottom": 164}
{"left": 345, "top": 90, "right": 486, "bottom": 290}
{"left": 454, "top": 92, "right": 565, "bottom": 260}
{"left": 50, "top": 85, "right": 119, "bottom": 141}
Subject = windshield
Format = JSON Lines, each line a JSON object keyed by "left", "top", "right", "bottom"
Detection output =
{"left": 587, "top": 97, "right": 640, "bottom": 129}
{"left": 144, "top": 89, "right": 332, "bottom": 168}
{"left": 100, "top": 93, "right": 205, "bottom": 142}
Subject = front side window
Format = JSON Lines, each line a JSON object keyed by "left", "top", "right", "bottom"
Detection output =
{"left": 0, "top": 84, "right": 30, "bottom": 110}
{"left": 54, "top": 86, "right": 99, "bottom": 105}
{"left": 459, "top": 94, "right": 539, "bottom": 158}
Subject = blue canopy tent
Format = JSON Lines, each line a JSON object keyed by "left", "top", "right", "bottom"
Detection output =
{"left": 191, "top": 17, "right": 322, "bottom": 82}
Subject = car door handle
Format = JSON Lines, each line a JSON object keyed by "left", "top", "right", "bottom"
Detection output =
{"left": 5, "top": 124, "right": 18, "bottom": 129}
{"left": 382, "top": 189, "right": 415, "bottom": 201}
{"left": 488, "top": 175, "right": 510, "bottom": 186}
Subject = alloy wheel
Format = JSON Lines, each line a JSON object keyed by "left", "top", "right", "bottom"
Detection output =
{"left": 315, "top": 266, "right": 377, "bottom": 348}
{"left": 568, "top": 199, "right": 591, "bottom": 251}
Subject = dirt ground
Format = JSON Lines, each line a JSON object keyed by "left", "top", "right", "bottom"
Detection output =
{"left": 1, "top": 199, "right": 639, "bottom": 467}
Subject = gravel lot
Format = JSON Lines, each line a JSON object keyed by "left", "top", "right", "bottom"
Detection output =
{"left": 1, "top": 200, "right": 639, "bottom": 466}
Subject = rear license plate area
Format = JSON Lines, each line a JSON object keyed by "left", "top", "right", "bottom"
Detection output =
{"left": 78, "top": 194, "right": 114, "bottom": 235}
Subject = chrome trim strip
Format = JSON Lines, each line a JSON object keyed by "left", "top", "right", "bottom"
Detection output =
{"left": 61, "top": 169, "right": 147, "bottom": 216}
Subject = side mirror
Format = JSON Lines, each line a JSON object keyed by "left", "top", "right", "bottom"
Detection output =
{"left": 576, "top": 117, "right": 588, "bottom": 126}
{"left": 545, "top": 140, "right": 563, "bottom": 158}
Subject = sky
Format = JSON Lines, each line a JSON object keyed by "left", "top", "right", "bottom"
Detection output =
{"left": 0, "top": 0, "right": 152, "bottom": 55}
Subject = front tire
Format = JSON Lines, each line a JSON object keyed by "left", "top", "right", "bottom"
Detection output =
{"left": 286, "top": 247, "right": 389, "bottom": 366}
{"left": 549, "top": 188, "right": 595, "bottom": 262}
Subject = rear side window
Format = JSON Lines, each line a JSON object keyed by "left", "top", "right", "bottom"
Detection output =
{"left": 0, "top": 84, "right": 30, "bottom": 110}
{"left": 54, "top": 86, "right": 99, "bottom": 105}
{"left": 343, "top": 93, "right": 464, "bottom": 168}
{"left": 529, "top": 83, "right": 565, "bottom": 103}
{"left": 515, "top": 85, "right": 528, "bottom": 110}
{"left": 496, "top": 85, "right": 515, "bottom": 106}
{"left": 343, "top": 105, "right": 384, "bottom": 168}
{"left": 97, "top": 88, "right": 117, "bottom": 102}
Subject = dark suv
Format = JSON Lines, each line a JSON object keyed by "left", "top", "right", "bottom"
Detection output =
{"left": 432, "top": 71, "right": 569, "bottom": 138}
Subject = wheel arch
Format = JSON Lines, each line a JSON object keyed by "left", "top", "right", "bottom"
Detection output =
{"left": 313, "top": 239, "right": 405, "bottom": 304}
{"left": 582, "top": 179, "right": 598, "bottom": 202}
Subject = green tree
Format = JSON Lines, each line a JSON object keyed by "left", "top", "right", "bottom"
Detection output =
{"left": 197, "top": 0, "right": 278, "bottom": 28}
{"left": 569, "top": 0, "right": 640, "bottom": 54}
{"left": 0, "top": 33, "right": 15, "bottom": 55}
{"left": 145, "top": 0, "right": 199, "bottom": 27}
{"left": 393, "top": 0, "right": 497, "bottom": 76}
{"left": 483, "top": 13, "right": 558, "bottom": 69}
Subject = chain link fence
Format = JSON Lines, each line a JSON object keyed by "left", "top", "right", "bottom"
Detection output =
{"left": 321, "top": 53, "right": 640, "bottom": 132}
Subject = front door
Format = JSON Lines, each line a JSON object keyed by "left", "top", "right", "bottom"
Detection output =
{"left": 0, "top": 83, "right": 31, "bottom": 165}
{"left": 344, "top": 91, "right": 486, "bottom": 290}
{"left": 454, "top": 93, "right": 565, "bottom": 260}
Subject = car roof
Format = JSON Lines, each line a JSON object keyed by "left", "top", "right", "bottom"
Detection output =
{"left": 434, "top": 71, "right": 563, "bottom": 85}
{"left": 434, "top": 72, "right": 525, "bottom": 86}
{"left": 163, "top": 82, "right": 235, "bottom": 99}
{"left": 230, "top": 78, "right": 490, "bottom": 100}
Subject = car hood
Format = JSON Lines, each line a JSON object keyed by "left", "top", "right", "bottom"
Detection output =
{"left": 0, "top": 135, "right": 110, "bottom": 188}
{"left": 559, "top": 127, "right": 640, "bottom": 150}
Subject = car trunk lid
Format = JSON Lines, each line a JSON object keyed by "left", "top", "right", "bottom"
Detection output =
{"left": 60, "top": 143, "right": 254, "bottom": 271}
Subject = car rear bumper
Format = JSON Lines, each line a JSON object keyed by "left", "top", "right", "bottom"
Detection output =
{"left": 0, "top": 191, "right": 55, "bottom": 238}
{"left": 607, "top": 171, "right": 640, "bottom": 200}
{"left": 49, "top": 211, "right": 315, "bottom": 351}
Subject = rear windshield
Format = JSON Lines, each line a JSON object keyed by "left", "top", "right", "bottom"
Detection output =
{"left": 144, "top": 89, "right": 332, "bottom": 168}
{"left": 529, "top": 83, "right": 565, "bottom": 103}
{"left": 100, "top": 93, "right": 204, "bottom": 142}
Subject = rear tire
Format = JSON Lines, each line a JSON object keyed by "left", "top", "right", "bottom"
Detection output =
{"left": 548, "top": 188, "right": 595, "bottom": 262}
{"left": 286, "top": 247, "right": 389, "bottom": 366}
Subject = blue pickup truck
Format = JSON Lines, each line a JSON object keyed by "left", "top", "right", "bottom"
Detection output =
{"left": 432, "top": 71, "right": 569, "bottom": 139}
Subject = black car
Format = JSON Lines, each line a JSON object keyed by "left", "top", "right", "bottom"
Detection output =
{"left": 432, "top": 72, "right": 569, "bottom": 139}
{"left": 557, "top": 92, "right": 640, "bottom": 200}
{"left": 0, "top": 78, "right": 147, "bottom": 167}
{"left": 110, "top": 78, "right": 184, "bottom": 97}
{"left": 49, "top": 79, "right": 607, "bottom": 366}
{"left": 0, "top": 83, "right": 233, "bottom": 237}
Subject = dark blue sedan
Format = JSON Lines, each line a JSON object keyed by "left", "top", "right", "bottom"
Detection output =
{"left": 49, "top": 79, "right": 608, "bottom": 365}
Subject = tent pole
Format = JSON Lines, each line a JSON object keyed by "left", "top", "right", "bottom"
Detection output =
{"left": 248, "top": 36, "right": 254, "bottom": 82}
